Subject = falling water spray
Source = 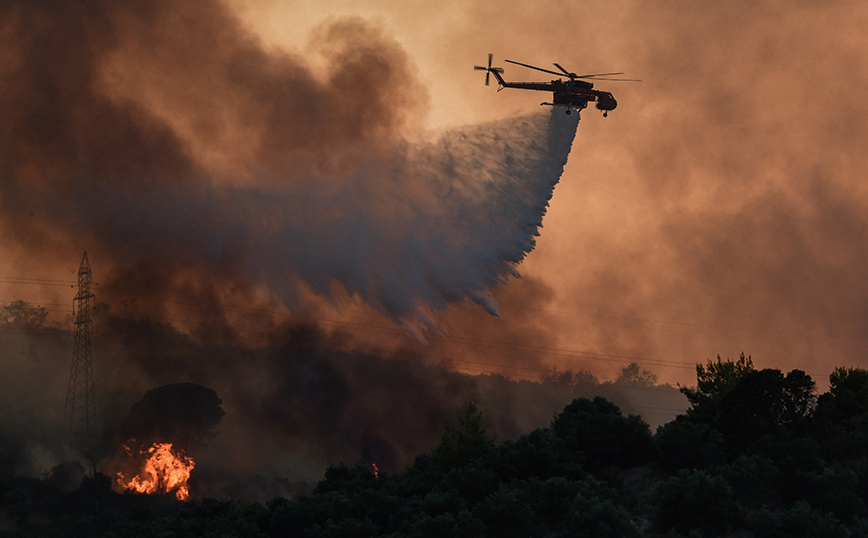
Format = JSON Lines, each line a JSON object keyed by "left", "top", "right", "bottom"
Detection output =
{"left": 224, "top": 109, "right": 582, "bottom": 328}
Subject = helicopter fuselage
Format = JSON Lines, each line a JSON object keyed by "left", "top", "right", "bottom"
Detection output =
{"left": 489, "top": 71, "right": 617, "bottom": 113}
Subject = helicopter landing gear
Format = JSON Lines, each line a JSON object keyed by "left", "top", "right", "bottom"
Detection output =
{"left": 603, "top": 111, "right": 608, "bottom": 117}
{"left": 565, "top": 109, "right": 571, "bottom": 115}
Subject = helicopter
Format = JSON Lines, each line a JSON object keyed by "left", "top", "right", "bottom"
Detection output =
{"left": 474, "top": 54, "right": 638, "bottom": 116}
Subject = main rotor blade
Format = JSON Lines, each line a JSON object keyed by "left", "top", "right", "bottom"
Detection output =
{"left": 553, "top": 63, "right": 573, "bottom": 76}
{"left": 504, "top": 59, "right": 565, "bottom": 78}
{"left": 574, "top": 72, "right": 625, "bottom": 78}
{"left": 488, "top": 53, "right": 493, "bottom": 69}
{"left": 505, "top": 59, "right": 638, "bottom": 82}
{"left": 551, "top": 63, "right": 633, "bottom": 80}
{"left": 578, "top": 77, "right": 642, "bottom": 82}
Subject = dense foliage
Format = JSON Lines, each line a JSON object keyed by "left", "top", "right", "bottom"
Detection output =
{"left": 4, "top": 359, "right": 868, "bottom": 537}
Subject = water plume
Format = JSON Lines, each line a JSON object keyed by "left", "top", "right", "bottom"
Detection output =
{"left": 227, "top": 110, "right": 581, "bottom": 328}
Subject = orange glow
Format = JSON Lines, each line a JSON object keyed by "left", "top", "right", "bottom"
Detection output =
{"left": 117, "top": 442, "right": 195, "bottom": 501}
{"left": 371, "top": 462, "right": 379, "bottom": 478}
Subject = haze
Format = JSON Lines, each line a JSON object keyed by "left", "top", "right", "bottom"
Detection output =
{"left": 4, "top": 0, "right": 868, "bottom": 392}
{"left": 239, "top": 0, "right": 868, "bottom": 386}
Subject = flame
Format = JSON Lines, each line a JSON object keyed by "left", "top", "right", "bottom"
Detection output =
{"left": 371, "top": 463, "right": 378, "bottom": 479}
{"left": 117, "top": 442, "right": 195, "bottom": 500}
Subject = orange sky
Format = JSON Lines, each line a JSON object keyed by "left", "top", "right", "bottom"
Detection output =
{"left": 3, "top": 0, "right": 868, "bottom": 388}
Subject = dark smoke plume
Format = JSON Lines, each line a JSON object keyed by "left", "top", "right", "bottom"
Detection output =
{"left": 0, "top": 0, "right": 578, "bottom": 331}
{"left": 93, "top": 314, "right": 682, "bottom": 498}
{"left": 0, "top": 307, "right": 685, "bottom": 499}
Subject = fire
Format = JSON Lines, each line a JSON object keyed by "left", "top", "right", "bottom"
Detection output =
{"left": 371, "top": 463, "right": 378, "bottom": 478}
{"left": 117, "top": 442, "right": 195, "bottom": 500}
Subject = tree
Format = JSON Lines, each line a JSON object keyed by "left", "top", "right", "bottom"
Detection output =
{"left": 716, "top": 368, "right": 816, "bottom": 450}
{"left": 121, "top": 383, "right": 225, "bottom": 451}
{"left": 615, "top": 363, "right": 657, "bottom": 386}
{"left": 813, "top": 367, "right": 868, "bottom": 459}
{"left": 551, "top": 397, "right": 652, "bottom": 469}
{"left": 430, "top": 401, "right": 495, "bottom": 475}
{"left": 654, "top": 418, "right": 726, "bottom": 471}
{"left": 681, "top": 353, "right": 754, "bottom": 421}
{"left": 540, "top": 368, "right": 598, "bottom": 388}
{"left": 473, "top": 484, "right": 541, "bottom": 538}
{"left": 313, "top": 463, "right": 379, "bottom": 495}
{"left": 0, "top": 300, "right": 48, "bottom": 329}
{"left": 782, "top": 369, "right": 817, "bottom": 421}
{"left": 562, "top": 483, "right": 643, "bottom": 538}
{"left": 818, "top": 367, "right": 868, "bottom": 422}
{"left": 654, "top": 469, "right": 737, "bottom": 536}
{"left": 751, "top": 501, "right": 851, "bottom": 538}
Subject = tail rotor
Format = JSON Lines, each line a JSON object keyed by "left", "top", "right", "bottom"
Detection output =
{"left": 474, "top": 53, "right": 504, "bottom": 86}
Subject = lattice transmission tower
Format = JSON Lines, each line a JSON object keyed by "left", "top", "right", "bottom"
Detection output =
{"left": 64, "top": 251, "right": 96, "bottom": 452}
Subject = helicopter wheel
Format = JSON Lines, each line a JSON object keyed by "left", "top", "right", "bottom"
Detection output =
{"left": 603, "top": 111, "right": 608, "bottom": 117}
{"left": 565, "top": 109, "right": 571, "bottom": 115}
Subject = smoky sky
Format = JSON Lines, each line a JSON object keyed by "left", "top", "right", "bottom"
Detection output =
{"left": 7, "top": 0, "right": 868, "bottom": 391}
{"left": 574, "top": 0, "right": 868, "bottom": 383}
{"left": 0, "top": 0, "right": 579, "bottom": 335}
{"left": 342, "top": 0, "right": 868, "bottom": 384}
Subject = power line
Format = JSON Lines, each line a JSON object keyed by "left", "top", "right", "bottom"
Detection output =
{"left": 2, "top": 272, "right": 865, "bottom": 347}
{"left": 6, "top": 272, "right": 842, "bottom": 379}
{"left": 0, "top": 271, "right": 691, "bottom": 424}
{"left": 527, "top": 304, "right": 868, "bottom": 343}
{"left": 0, "top": 276, "right": 77, "bottom": 287}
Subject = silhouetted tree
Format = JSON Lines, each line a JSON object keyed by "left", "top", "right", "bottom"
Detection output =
{"left": 561, "top": 491, "right": 643, "bottom": 538}
{"left": 815, "top": 367, "right": 868, "bottom": 425}
{"left": 751, "top": 501, "right": 851, "bottom": 538}
{"left": 813, "top": 367, "right": 868, "bottom": 460}
{"left": 472, "top": 484, "right": 540, "bottom": 538}
{"left": 551, "top": 397, "right": 652, "bottom": 469}
{"left": 312, "top": 463, "right": 379, "bottom": 496}
{"left": 430, "top": 401, "right": 495, "bottom": 475}
{"left": 45, "top": 461, "right": 86, "bottom": 492}
{"left": 407, "top": 510, "right": 484, "bottom": 538}
{"left": 615, "top": 362, "right": 658, "bottom": 386}
{"left": 121, "top": 383, "right": 225, "bottom": 451}
{"left": 716, "top": 368, "right": 816, "bottom": 451}
{"left": 680, "top": 353, "right": 754, "bottom": 421}
{"left": 488, "top": 428, "right": 560, "bottom": 481}
{"left": 540, "top": 368, "right": 598, "bottom": 388}
{"left": 0, "top": 300, "right": 48, "bottom": 328}
{"left": 719, "top": 454, "right": 782, "bottom": 510}
{"left": 655, "top": 417, "right": 726, "bottom": 471}
{"left": 654, "top": 469, "right": 736, "bottom": 536}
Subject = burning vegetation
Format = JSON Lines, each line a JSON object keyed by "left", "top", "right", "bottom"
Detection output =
{"left": 111, "top": 383, "right": 223, "bottom": 501}
{"left": 117, "top": 441, "right": 195, "bottom": 501}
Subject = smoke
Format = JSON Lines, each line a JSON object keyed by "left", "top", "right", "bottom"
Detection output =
{"left": 0, "top": 0, "right": 605, "bottom": 501}
{"left": 0, "top": 306, "right": 685, "bottom": 499}
{"left": 573, "top": 0, "right": 868, "bottom": 381}
{"left": 91, "top": 314, "right": 682, "bottom": 498}
{"left": 0, "top": 0, "right": 578, "bottom": 332}
{"left": 410, "top": 0, "right": 868, "bottom": 383}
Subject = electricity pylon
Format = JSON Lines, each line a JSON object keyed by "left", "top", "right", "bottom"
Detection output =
{"left": 64, "top": 252, "right": 96, "bottom": 452}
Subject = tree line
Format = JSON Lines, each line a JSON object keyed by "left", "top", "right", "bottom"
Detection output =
{"left": 3, "top": 355, "right": 868, "bottom": 537}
